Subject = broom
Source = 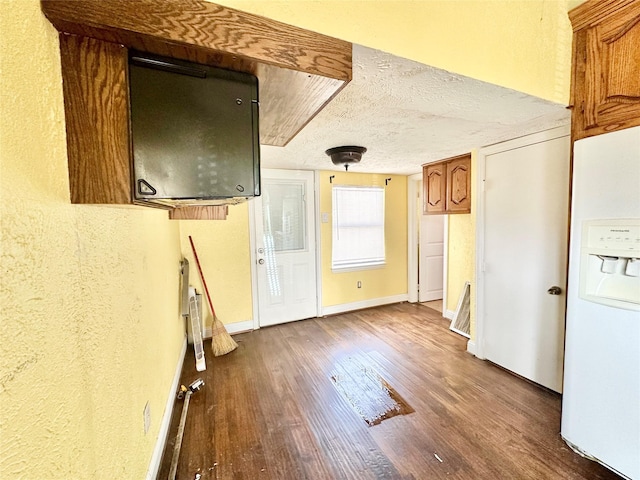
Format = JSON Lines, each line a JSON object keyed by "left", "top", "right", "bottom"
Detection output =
{"left": 188, "top": 235, "right": 238, "bottom": 356}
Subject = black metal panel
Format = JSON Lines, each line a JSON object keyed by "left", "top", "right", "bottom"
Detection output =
{"left": 129, "top": 52, "right": 260, "bottom": 202}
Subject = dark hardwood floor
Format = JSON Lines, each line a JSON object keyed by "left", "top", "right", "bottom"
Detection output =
{"left": 158, "top": 303, "right": 621, "bottom": 480}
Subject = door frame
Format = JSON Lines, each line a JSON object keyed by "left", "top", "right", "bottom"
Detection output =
{"left": 475, "top": 125, "right": 570, "bottom": 360}
{"left": 248, "top": 168, "right": 321, "bottom": 330}
{"left": 407, "top": 172, "right": 448, "bottom": 312}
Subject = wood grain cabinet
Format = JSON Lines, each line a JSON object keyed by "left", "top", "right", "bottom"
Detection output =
{"left": 445, "top": 155, "right": 471, "bottom": 213}
{"left": 424, "top": 162, "right": 447, "bottom": 214}
{"left": 569, "top": 0, "right": 640, "bottom": 140}
{"left": 423, "top": 153, "right": 471, "bottom": 215}
{"left": 40, "top": 0, "right": 352, "bottom": 219}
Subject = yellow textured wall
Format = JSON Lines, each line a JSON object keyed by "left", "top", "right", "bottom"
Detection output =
{"left": 447, "top": 215, "right": 474, "bottom": 310}
{"left": 179, "top": 204, "right": 253, "bottom": 328}
{"left": 0, "top": 2, "right": 185, "bottom": 478}
{"left": 215, "top": 0, "right": 574, "bottom": 104}
{"left": 319, "top": 172, "right": 407, "bottom": 307}
{"left": 446, "top": 151, "right": 477, "bottom": 339}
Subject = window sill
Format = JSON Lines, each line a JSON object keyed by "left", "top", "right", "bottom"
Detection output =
{"left": 331, "top": 263, "right": 386, "bottom": 273}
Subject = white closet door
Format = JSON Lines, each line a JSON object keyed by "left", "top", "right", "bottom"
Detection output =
{"left": 481, "top": 130, "right": 570, "bottom": 393}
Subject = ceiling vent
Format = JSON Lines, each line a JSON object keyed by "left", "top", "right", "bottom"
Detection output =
{"left": 325, "top": 146, "right": 367, "bottom": 171}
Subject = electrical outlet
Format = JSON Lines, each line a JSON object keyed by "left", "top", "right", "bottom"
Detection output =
{"left": 357, "top": 281, "right": 362, "bottom": 288}
{"left": 143, "top": 402, "right": 151, "bottom": 435}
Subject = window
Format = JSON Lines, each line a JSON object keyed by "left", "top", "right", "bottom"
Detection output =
{"left": 332, "top": 186, "right": 385, "bottom": 270}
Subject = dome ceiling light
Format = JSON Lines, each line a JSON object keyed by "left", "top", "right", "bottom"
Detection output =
{"left": 325, "top": 146, "right": 367, "bottom": 171}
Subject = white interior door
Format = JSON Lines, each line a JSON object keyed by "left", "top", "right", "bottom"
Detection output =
{"left": 254, "top": 169, "right": 317, "bottom": 327}
{"left": 419, "top": 213, "right": 444, "bottom": 302}
{"left": 480, "top": 128, "right": 570, "bottom": 393}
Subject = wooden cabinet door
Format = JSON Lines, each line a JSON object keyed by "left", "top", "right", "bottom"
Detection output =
{"left": 446, "top": 154, "right": 471, "bottom": 214}
{"left": 424, "top": 163, "right": 446, "bottom": 214}
{"left": 570, "top": 1, "right": 640, "bottom": 140}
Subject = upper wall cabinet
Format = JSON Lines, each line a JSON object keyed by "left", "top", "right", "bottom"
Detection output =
{"left": 40, "top": 0, "right": 352, "bottom": 218}
{"left": 569, "top": 0, "right": 640, "bottom": 140}
{"left": 446, "top": 155, "right": 472, "bottom": 214}
{"left": 424, "top": 162, "right": 447, "bottom": 214}
{"left": 423, "top": 153, "right": 471, "bottom": 215}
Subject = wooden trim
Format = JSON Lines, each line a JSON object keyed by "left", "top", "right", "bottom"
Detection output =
{"left": 169, "top": 206, "right": 229, "bottom": 220}
{"left": 59, "top": 34, "right": 133, "bottom": 204}
{"left": 569, "top": 0, "right": 635, "bottom": 31}
{"left": 41, "top": 0, "right": 351, "bottom": 82}
{"left": 437, "top": 153, "right": 472, "bottom": 164}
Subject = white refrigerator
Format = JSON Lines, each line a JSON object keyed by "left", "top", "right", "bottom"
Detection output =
{"left": 562, "top": 125, "right": 640, "bottom": 479}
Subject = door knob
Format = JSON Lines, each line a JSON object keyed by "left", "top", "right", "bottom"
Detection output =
{"left": 547, "top": 286, "right": 562, "bottom": 295}
{"left": 258, "top": 258, "right": 265, "bottom": 265}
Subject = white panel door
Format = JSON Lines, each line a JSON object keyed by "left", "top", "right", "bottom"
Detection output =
{"left": 482, "top": 130, "right": 570, "bottom": 393}
{"left": 419, "top": 213, "right": 444, "bottom": 302}
{"left": 254, "top": 170, "right": 317, "bottom": 327}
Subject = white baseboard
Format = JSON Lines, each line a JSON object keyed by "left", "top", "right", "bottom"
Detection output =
{"left": 203, "top": 319, "right": 254, "bottom": 338}
{"left": 466, "top": 340, "right": 477, "bottom": 356}
{"left": 321, "top": 294, "right": 409, "bottom": 317}
{"left": 146, "top": 336, "right": 187, "bottom": 480}
{"left": 444, "top": 309, "right": 455, "bottom": 320}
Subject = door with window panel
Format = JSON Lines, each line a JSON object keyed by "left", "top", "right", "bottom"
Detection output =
{"left": 254, "top": 170, "right": 317, "bottom": 326}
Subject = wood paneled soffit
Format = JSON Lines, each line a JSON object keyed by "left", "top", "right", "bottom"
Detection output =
{"left": 41, "top": 0, "right": 353, "bottom": 147}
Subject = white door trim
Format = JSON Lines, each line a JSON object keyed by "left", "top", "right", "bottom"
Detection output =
{"left": 407, "top": 173, "right": 421, "bottom": 303}
{"left": 408, "top": 172, "right": 448, "bottom": 316}
{"left": 475, "top": 125, "right": 570, "bottom": 360}
{"left": 248, "top": 196, "right": 261, "bottom": 330}
{"left": 313, "top": 170, "right": 323, "bottom": 318}
{"left": 442, "top": 214, "right": 449, "bottom": 318}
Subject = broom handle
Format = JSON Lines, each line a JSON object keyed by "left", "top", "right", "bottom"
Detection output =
{"left": 188, "top": 236, "right": 217, "bottom": 318}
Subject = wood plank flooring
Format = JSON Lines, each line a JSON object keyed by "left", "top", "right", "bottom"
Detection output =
{"left": 158, "top": 303, "right": 621, "bottom": 480}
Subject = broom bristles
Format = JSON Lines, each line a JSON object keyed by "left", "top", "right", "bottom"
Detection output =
{"left": 211, "top": 315, "right": 238, "bottom": 356}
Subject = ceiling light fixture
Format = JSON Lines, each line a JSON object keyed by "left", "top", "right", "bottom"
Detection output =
{"left": 325, "top": 146, "right": 367, "bottom": 171}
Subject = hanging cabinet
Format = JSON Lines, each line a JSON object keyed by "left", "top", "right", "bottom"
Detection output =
{"left": 423, "top": 153, "right": 471, "bottom": 215}
{"left": 424, "top": 163, "right": 447, "bottom": 214}
{"left": 40, "top": 0, "right": 352, "bottom": 219}
{"left": 569, "top": 0, "right": 640, "bottom": 140}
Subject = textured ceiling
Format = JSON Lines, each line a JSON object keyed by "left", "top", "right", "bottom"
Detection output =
{"left": 259, "top": 44, "right": 570, "bottom": 175}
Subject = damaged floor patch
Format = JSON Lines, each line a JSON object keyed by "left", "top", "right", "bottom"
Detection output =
{"left": 330, "top": 353, "right": 414, "bottom": 426}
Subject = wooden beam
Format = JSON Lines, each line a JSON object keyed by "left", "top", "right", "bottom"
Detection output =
{"left": 41, "top": 0, "right": 351, "bottom": 80}
{"left": 569, "top": 0, "right": 636, "bottom": 31}
{"left": 42, "top": 0, "right": 352, "bottom": 147}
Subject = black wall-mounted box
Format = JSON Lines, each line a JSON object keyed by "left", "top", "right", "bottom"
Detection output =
{"left": 129, "top": 52, "right": 260, "bottom": 206}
